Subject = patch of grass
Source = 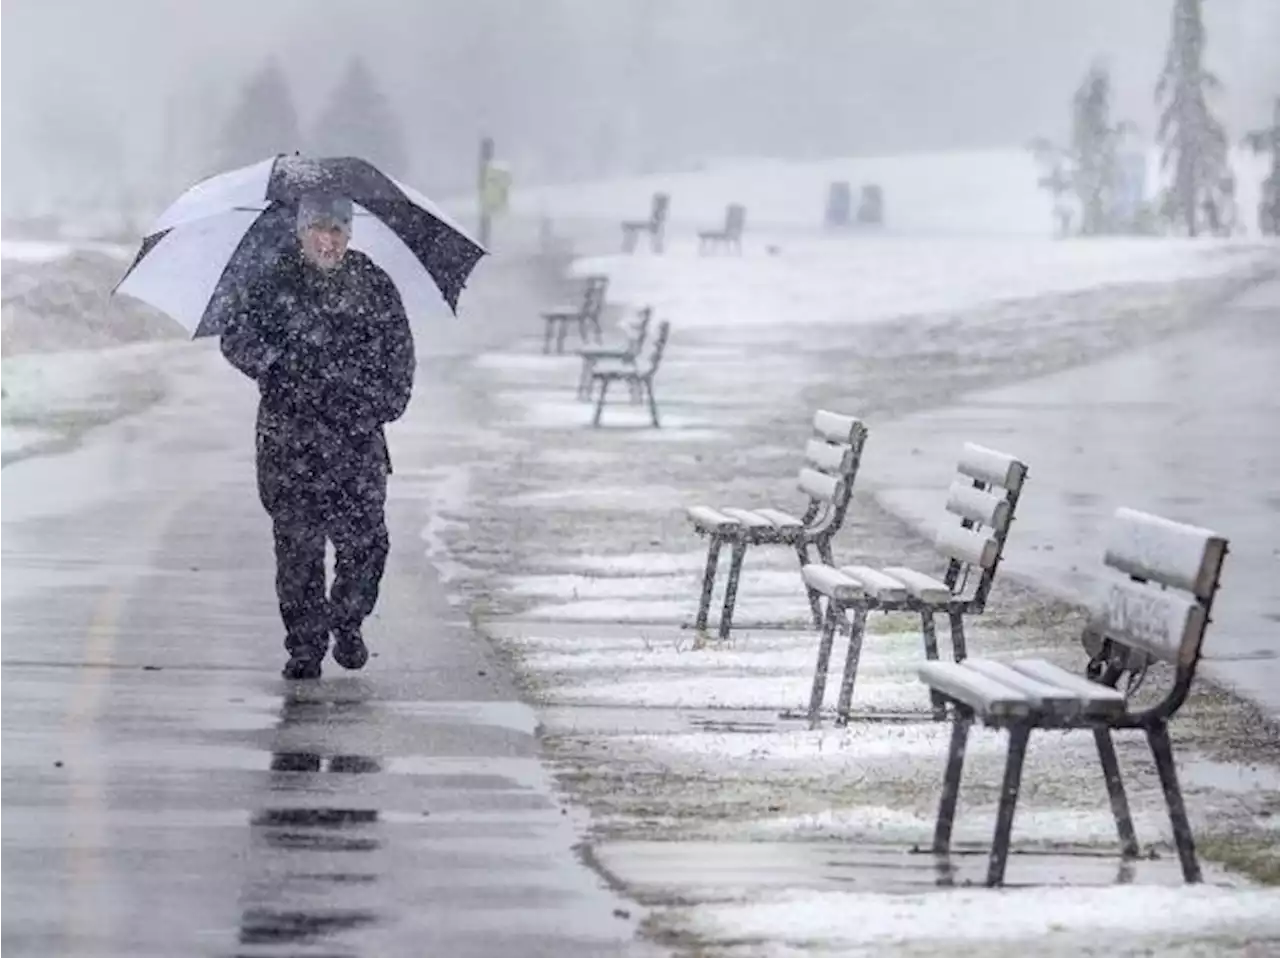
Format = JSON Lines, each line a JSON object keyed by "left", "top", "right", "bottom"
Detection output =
{"left": 1200, "top": 835, "right": 1280, "bottom": 885}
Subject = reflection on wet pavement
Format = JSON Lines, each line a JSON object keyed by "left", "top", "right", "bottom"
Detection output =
{"left": 235, "top": 695, "right": 386, "bottom": 954}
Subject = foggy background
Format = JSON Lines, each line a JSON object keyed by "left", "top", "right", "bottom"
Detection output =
{"left": 3, "top": 0, "right": 1278, "bottom": 226}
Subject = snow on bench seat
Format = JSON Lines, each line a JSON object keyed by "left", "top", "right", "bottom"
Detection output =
{"left": 687, "top": 506, "right": 740, "bottom": 531}
{"left": 917, "top": 661, "right": 1036, "bottom": 718}
{"left": 881, "top": 566, "right": 953, "bottom": 604}
{"left": 835, "top": 565, "right": 909, "bottom": 603}
{"left": 919, "top": 657, "right": 1129, "bottom": 720}
{"left": 801, "top": 564, "right": 865, "bottom": 602}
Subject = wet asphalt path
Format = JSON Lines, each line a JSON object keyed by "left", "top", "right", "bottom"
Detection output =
{"left": 1, "top": 247, "right": 655, "bottom": 957}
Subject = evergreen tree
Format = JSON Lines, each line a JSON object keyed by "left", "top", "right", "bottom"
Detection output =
{"left": 1243, "top": 98, "right": 1280, "bottom": 235}
{"left": 1155, "top": 0, "right": 1234, "bottom": 236}
{"left": 217, "top": 59, "right": 302, "bottom": 170}
{"left": 1071, "top": 63, "right": 1132, "bottom": 234}
{"left": 311, "top": 57, "right": 409, "bottom": 177}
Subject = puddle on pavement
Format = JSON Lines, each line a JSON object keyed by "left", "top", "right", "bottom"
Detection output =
{"left": 593, "top": 839, "right": 1248, "bottom": 902}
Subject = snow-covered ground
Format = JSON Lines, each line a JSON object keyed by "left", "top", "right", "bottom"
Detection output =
{"left": 442, "top": 151, "right": 1280, "bottom": 954}
{"left": 513, "top": 147, "right": 1274, "bottom": 239}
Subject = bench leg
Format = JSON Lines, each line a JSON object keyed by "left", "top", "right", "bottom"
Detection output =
{"left": 808, "top": 600, "right": 842, "bottom": 729}
{"left": 1147, "top": 721, "right": 1201, "bottom": 882}
{"left": 932, "top": 714, "right": 972, "bottom": 853}
{"left": 921, "top": 610, "right": 947, "bottom": 721}
{"left": 948, "top": 610, "right": 968, "bottom": 662}
{"left": 1094, "top": 728, "right": 1139, "bottom": 859}
{"left": 986, "top": 724, "right": 1031, "bottom": 887}
{"left": 834, "top": 605, "right": 868, "bottom": 725}
{"left": 543, "top": 320, "right": 554, "bottom": 354}
{"left": 644, "top": 379, "right": 661, "bottom": 428}
{"left": 622, "top": 228, "right": 636, "bottom": 253}
{"left": 695, "top": 537, "right": 724, "bottom": 632}
{"left": 591, "top": 379, "right": 611, "bottom": 427}
{"left": 796, "top": 543, "right": 823, "bottom": 630}
{"left": 555, "top": 319, "right": 570, "bottom": 355}
{"left": 718, "top": 540, "right": 747, "bottom": 641}
{"left": 577, "top": 358, "right": 595, "bottom": 400}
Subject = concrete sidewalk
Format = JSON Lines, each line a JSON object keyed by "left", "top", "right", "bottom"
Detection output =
{"left": 1, "top": 242, "right": 661, "bottom": 957}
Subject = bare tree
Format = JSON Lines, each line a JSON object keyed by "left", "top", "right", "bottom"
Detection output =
{"left": 218, "top": 59, "right": 302, "bottom": 170}
{"left": 311, "top": 57, "right": 409, "bottom": 178}
{"left": 1072, "top": 62, "right": 1134, "bottom": 234}
{"left": 1155, "top": 0, "right": 1234, "bottom": 236}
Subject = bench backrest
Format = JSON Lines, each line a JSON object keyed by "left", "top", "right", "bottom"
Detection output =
{"left": 934, "top": 443, "right": 1028, "bottom": 608}
{"left": 1088, "top": 508, "right": 1227, "bottom": 694}
{"left": 650, "top": 193, "right": 670, "bottom": 230}
{"left": 725, "top": 203, "right": 746, "bottom": 238}
{"left": 795, "top": 410, "right": 868, "bottom": 537}
{"left": 621, "top": 306, "right": 653, "bottom": 354}
{"left": 636, "top": 320, "right": 670, "bottom": 376}
{"left": 580, "top": 274, "right": 609, "bottom": 319}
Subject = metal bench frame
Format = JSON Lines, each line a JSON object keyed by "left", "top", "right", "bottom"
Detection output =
{"left": 621, "top": 192, "right": 670, "bottom": 254}
{"left": 918, "top": 507, "right": 1229, "bottom": 887}
{"left": 590, "top": 320, "right": 671, "bottom": 428}
{"left": 802, "top": 444, "right": 1028, "bottom": 727}
{"left": 576, "top": 306, "right": 653, "bottom": 400}
{"left": 687, "top": 411, "right": 869, "bottom": 641}
{"left": 542, "top": 274, "right": 608, "bottom": 354}
{"left": 698, "top": 203, "right": 746, "bottom": 254}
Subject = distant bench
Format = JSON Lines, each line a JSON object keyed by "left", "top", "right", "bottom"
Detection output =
{"left": 542, "top": 274, "right": 607, "bottom": 354}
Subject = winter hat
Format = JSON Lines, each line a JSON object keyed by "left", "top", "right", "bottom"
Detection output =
{"left": 296, "top": 191, "right": 353, "bottom": 233}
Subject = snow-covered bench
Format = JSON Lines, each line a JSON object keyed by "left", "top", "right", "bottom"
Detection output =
{"left": 542, "top": 274, "right": 608, "bottom": 354}
{"left": 802, "top": 443, "right": 1028, "bottom": 726}
{"left": 917, "top": 507, "right": 1228, "bottom": 887}
{"left": 687, "top": 411, "right": 869, "bottom": 640}
{"left": 589, "top": 320, "right": 671, "bottom": 428}
{"left": 576, "top": 306, "right": 653, "bottom": 400}
{"left": 698, "top": 203, "right": 746, "bottom": 254}
{"left": 620, "top": 192, "right": 670, "bottom": 254}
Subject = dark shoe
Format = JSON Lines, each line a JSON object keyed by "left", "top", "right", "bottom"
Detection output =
{"left": 282, "top": 652, "right": 323, "bottom": 680}
{"left": 331, "top": 628, "right": 369, "bottom": 671}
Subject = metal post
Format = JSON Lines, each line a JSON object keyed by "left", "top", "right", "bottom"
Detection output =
{"left": 478, "top": 135, "right": 494, "bottom": 248}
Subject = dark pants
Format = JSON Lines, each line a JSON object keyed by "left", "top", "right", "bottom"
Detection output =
{"left": 258, "top": 428, "right": 390, "bottom": 659}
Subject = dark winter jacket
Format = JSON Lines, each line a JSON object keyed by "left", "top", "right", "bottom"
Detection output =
{"left": 221, "top": 246, "right": 414, "bottom": 515}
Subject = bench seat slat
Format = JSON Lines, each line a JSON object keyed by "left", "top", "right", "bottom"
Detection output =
{"left": 961, "top": 659, "right": 1088, "bottom": 712}
{"left": 752, "top": 508, "right": 805, "bottom": 530}
{"left": 836, "top": 565, "right": 909, "bottom": 602}
{"left": 687, "top": 506, "right": 740, "bottom": 531}
{"left": 880, "top": 566, "right": 953, "bottom": 604}
{"left": 917, "top": 662, "right": 1036, "bottom": 718}
{"left": 1008, "top": 658, "right": 1127, "bottom": 716}
{"left": 718, "top": 507, "right": 776, "bottom": 529}
{"left": 801, "top": 564, "right": 864, "bottom": 600}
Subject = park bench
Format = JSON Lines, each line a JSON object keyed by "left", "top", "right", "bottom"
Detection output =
{"left": 802, "top": 443, "right": 1028, "bottom": 726}
{"left": 621, "top": 192, "right": 670, "bottom": 254}
{"left": 698, "top": 203, "right": 746, "bottom": 254}
{"left": 576, "top": 306, "right": 653, "bottom": 400}
{"left": 916, "top": 507, "right": 1228, "bottom": 887}
{"left": 589, "top": 320, "right": 671, "bottom": 429}
{"left": 687, "top": 411, "right": 868, "bottom": 641}
{"left": 542, "top": 274, "right": 608, "bottom": 354}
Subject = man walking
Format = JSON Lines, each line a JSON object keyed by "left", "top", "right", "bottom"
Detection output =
{"left": 221, "top": 192, "right": 415, "bottom": 679}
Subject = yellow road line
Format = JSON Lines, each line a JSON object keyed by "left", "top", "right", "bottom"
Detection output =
{"left": 63, "top": 493, "right": 187, "bottom": 953}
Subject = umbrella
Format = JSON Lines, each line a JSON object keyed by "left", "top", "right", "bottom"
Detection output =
{"left": 114, "top": 153, "right": 486, "bottom": 336}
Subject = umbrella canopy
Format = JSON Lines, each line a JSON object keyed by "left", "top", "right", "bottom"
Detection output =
{"left": 114, "top": 154, "right": 486, "bottom": 336}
